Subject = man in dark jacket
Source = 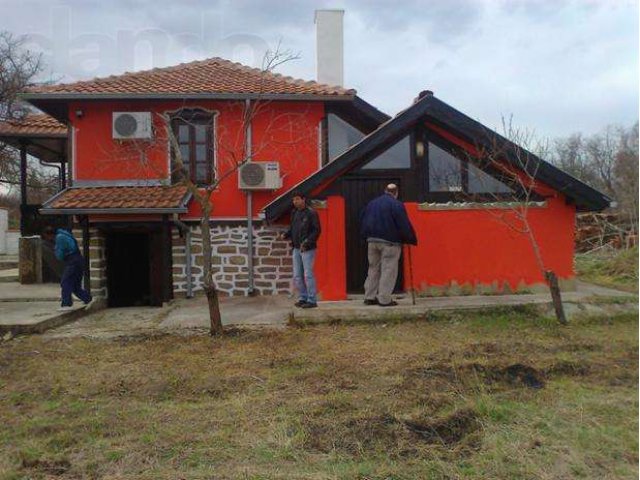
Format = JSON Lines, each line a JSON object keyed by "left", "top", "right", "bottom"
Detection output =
{"left": 360, "top": 183, "right": 417, "bottom": 306}
{"left": 279, "top": 191, "right": 321, "bottom": 308}
{"left": 43, "top": 227, "right": 93, "bottom": 311}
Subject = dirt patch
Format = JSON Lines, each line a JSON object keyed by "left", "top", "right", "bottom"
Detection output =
{"left": 498, "top": 364, "right": 546, "bottom": 388}
{"left": 303, "top": 408, "right": 481, "bottom": 456}
{"left": 411, "top": 362, "right": 546, "bottom": 390}
{"left": 21, "top": 457, "right": 71, "bottom": 475}
{"left": 546, "top": 360, "right": 591, "bottom": 377}
{"left": 402, "top": 408, "right": 481, "bottom": 446}
{"left": 303, "top": 414, "right": 403, "bottom": 455}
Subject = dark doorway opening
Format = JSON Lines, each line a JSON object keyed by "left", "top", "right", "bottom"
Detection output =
{"left": 343, "top": 177, "right": 404, "bottom": 294}
{"left": 106, "top": 232, "right": 151, "bottom": 307}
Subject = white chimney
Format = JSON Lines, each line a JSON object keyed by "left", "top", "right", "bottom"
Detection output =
{"left": 315, "top": 9, "right": 344, "bottom": 87}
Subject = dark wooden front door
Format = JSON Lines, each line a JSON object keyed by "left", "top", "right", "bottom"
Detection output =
{"left": 106, "top": 232, "right": 152, "bottom": 307}
{"left": 344, "top": 177, "right": 404, "bottom": 294}
{"left": 104, "top": 224, "right": 173, "bottom": 307}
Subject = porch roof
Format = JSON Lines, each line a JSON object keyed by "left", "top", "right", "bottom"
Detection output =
{"left": 0, "top": 113, "right": 68, "bottom": 163}
{"left": 263, "top": 92, "right": 612, "bottom": 220}
{"left": 40, "top": 185, "right": 191, "bottom": 215}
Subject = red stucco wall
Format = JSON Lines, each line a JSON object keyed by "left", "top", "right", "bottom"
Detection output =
{"left": 401, "top": 195, "right": 575, "bottom": 292}
{"left": 314, "top": 193, "right": 575, "bottom": 300}
{"left": 315, "top": 196, "right": 347, "bottom": 300}
{"left": 69, "top": 100, "right": 323, "bottom": 218}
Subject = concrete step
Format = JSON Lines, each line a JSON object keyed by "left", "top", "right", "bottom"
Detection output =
{"left": 0, "top": 256, "right": 18, "bottom": 270}
{"left": 0, "top": 302, "right": 90, "bottom": 336}
{"left": 0, "top": 269, "right": 18, "bottom": 282}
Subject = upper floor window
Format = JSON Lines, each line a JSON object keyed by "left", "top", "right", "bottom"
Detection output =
{"left": 170, "top": 109, "right": 215, "bottom": 185}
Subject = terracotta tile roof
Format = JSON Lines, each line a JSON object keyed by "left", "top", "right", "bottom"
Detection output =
{"left": 44, "top": 185, "right": 190, "bottom": 212}
{"left": 0, "top": 114, "right": 67, "bottom": 137}
{"left": 24, "top": 57, "right": 355, "bottom": 97}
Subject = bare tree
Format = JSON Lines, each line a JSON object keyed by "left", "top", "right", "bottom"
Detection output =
{"left": 612, "top": 122, "right": 639, "bottom": 236}
{"left": 460, "top": 117, "right": 569, "bottom": 323}
{"left": 551, "top": 122, "right": 639, "bottom": 246}
{"left": 0, "top": 31, "right": 58, "bottom": 201}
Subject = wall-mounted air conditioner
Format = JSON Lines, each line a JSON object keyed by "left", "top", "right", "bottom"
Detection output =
{"left": 238, "top": 162, "right": 282, "bottom": 190}
{"left": 112, "top": 112, "right": 153, "bottom": 139}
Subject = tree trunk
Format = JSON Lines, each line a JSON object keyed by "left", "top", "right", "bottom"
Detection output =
{"left": 545, "top": 270, "right": 567, "bottom": 325}
{"left": 199, "top": 203, "right": 224, "bottom": 335}
{"left": 205, "top": 284, "right": 223, "bottom": 335}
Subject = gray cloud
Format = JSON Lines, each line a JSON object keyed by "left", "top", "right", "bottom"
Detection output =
{"left": 0, "top": 0, "right": 637, "bottom": 139}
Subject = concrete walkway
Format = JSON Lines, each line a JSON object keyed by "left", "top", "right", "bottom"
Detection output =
{"left": 35, "top": 281, "right": 636, "bottom": 340}
{"left": 0, "top": 282, "right": 59, "bottom": 301}
{"left": 0, "top": 282, "right": 90, "bottom": 336}
{"left": 45, "top": 295, "right": 294, "bottom": 339}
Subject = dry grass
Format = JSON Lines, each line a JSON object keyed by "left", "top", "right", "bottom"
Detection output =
{"left": 576, "top": 246, "right": 639, "bottom": 292}
{"left": 0, "top": 308, "right": 637, "bottom": 479}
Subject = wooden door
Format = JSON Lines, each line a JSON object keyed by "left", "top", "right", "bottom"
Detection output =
{"left": 343, "top": 177, "right": 404, "bottom": 294}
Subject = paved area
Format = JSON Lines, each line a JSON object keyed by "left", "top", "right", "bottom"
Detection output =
{"left": 45, "top": 295, "right": 294, "bottom": 339}
{"left": 0, "top": 302, "right": 86, "bottom": 335}
{"left": 0, "top": 282, "right": 59, "bottom": 301}
{"left": 40, "top": 281, "right": 636, "bottom": 340}
{"left": 0, "top": 279, "right": 635, "bottom": 340}
{"left": 0, "top": 268, "right": 18, "bottom": 282}
{"left": 0, "top": 283, "right": 87, "bottom": 336}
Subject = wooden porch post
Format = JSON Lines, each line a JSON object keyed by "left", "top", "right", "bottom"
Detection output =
{"left": 19, "top": 141, "right": 28, "bottom": 235}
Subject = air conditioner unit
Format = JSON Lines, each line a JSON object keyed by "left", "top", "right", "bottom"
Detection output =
{"left": 112, "top": 112, "right": 153, "bottom": 139}
{"left": 238, "top": 162, "right": 282, "bottom": 190}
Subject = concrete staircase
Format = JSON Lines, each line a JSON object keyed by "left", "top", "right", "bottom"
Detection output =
{"left": 0, "top": 255, "right": 18, "bottom": 271}
{"left": 0, "top": 256, "right": 18, "bottom": 282}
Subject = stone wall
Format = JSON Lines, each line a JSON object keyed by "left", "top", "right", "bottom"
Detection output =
{"left": 74, "top": 228, "right": 108, "bottom": 301}
{"left": 173, "top": 223, "right": 293, "bottom": 297}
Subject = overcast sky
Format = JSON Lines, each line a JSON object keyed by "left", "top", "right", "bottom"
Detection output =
{"left": 1, "top": 0, "right": 638, "bottom": 139}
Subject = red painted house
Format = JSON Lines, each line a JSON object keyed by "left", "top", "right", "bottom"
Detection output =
{"left": 4, "top": 52, "right": 610, "bottom": 307}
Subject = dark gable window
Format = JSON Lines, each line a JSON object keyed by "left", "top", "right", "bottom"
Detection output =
{"left": 327, "top": 113, "right": 365, "bottom": 161}
{"left": 361, "top": 135, "right": 411, "bottom": 170}
{"left": 171, "top": 110, "right": 215, "bottom": 185}
{"left": 428, "top": 142, "right": 512, "bottom": 196}
{"left": 428, "top": 143, "right": 462, "bottom": 192}
{"left": 326, "top": 113, "right": 411, "bottom": 170}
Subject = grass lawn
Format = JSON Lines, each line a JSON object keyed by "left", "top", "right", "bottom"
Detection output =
{"left": 0, "top": 307, "right": 637, "bottom": 479}
{"left": 576, "top": 246, "right": 638, "bottom": 293}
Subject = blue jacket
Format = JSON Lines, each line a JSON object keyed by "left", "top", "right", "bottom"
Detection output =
{"left": 360, "top": 193, "right": 418, "bottom": 245}
{"left": 54, "top": 229, "right": 80, "bottom": 261}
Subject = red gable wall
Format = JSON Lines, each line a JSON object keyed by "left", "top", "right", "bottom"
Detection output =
{"left": 69, "top": 100, "right": 324, "bottom": 218}
{"left": 309, "top": 120, "right": 577, "bottom": 300}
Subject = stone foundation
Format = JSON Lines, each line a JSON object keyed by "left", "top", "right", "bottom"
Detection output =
{"left": 173, "top": 224, "right": 293, "bottom": 297}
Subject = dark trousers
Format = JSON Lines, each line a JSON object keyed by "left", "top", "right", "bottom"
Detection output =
{"left": 61, "top": 253, "right": 92, "bottom": 307}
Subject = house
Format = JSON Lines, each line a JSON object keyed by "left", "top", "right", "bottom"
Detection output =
{"left": 0, "top": 10, "right": 611, "bottom": 307}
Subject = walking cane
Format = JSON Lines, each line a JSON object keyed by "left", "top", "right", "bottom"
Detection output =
{"left": 407, "top": 245, "right": 416, "bottom": 305}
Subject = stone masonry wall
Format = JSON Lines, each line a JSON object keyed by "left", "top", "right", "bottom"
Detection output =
{"left": 173, "top": 224, "right": 293, "bottom": 297}
{"left": 74, "top": 228, "right": 108, "bottom": 301}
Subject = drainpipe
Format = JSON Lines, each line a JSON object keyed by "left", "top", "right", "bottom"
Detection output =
{"left": 38, "top": 159, "right": 62, "bottom": 191}
{"left": 173, "top": 219, "right": 193, "bottom": 298}
{"left": 245, "top": 99, "right": 256, "bottom": 295}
